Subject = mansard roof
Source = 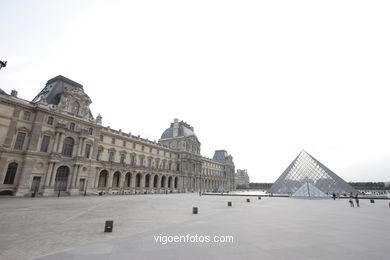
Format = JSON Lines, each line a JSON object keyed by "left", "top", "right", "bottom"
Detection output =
{"left": 161, "top": 120, "right": 196, "bottom": 139}
{"left": 0, "top": 88, "right": 8, "bottom": 95}
{"left": 32, "top": 75, "right": 85, "bottom": 105}
{"left": 213, "top": 150, "right": 230, "bottom": 163}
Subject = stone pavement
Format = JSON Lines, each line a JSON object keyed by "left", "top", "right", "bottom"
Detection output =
{"left": 0, "top": 193, "right": 389, "bottom": 260}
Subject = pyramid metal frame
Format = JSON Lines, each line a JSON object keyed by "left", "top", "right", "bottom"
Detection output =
{"left": 267, "top": 150, "right": 357, "bottom": 196}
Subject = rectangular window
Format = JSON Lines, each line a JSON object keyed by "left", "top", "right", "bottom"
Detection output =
{"left": 131, "top": 155, "right": 136, "bottom": 166}
{"left": 47, "top": 116, "right": 54, "bottom": 125}
{"left": 177, "top": 163, "right": 180, "bottom": 171}
{"left": 123, "top": 140, "right": 126, "bottom": 147}
{"left": 14, "top": 132, "right": 26, "bottom": 150}
{"left": 132, "top": 143, "right": 136, "bottom": 149}
{"left": 149, "top": 147, "right": 152, "bottom": 153}
{"left": 109, "top": 151, "right": 115, "bottom": 162}
{"left": 111, "top": 137, "right": 115, "bottom": 145}
{"left": 23, "top": 111, "right": 31, "bottom": 120}
{"left": 40, "top": 135, "right": 51, "bottom": 152}
{"left": 142, "top": 146, "right": 144, "bottom": 151}
{"left": 85, "top": 144, "right": 91, "bottom": 158}
{"left": 120, "top": 154, "right": 125, "bottom": 164}
{"left": 100, "top": 135, "right": 104, "bottom": 141}
{"left": 97, "top": 149, "right": 102, "bottom": 161}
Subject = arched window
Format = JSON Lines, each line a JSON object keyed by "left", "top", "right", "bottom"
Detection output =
{"left": 145, "top": 174, "right": 150, "bottom": 188}
{"left": 125, "top": 172, "right": 131, "bottom": 187}
{"left": 98, "top": 170, "right": 108, "bottom": 188}
{"left": 112, "top": 172, "right": 120, "bottom": 188}
{"left": 3, "top": 162, "right": 18, "bottom": 184}
{"left": 153, "top": 175, "right": 158, "bottom": 188}
{"left": 54, "top": 166, "right": 69, "bottom": 191}
{"left": 62, "top": 137, "right": 74, "bottom": 157}
{"left": 72, "top": 101, "right": 80, "bottom": 115}
{"left": 161, "top": 176, "right": 166, "bottom": 188}
{"left": 174, "top": 177, "right": 178, "bottom": 189}
{"left": 136, "top": 173, "right": 141, "bottom": 188}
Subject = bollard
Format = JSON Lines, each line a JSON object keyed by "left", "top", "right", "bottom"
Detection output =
{"left": 228, "top": 201, "right": 232, "bottom": 207}
{"left": 246, "top": 198, "right": 250, "bottom": 203}
{"left": 193, "top": 207, "right": 198, "bottom": 214}
{"left": 370, "top": 199, "right": 375, "bottom": 203}
{"left": 258, "top": 196, "right": 261, "bottom": 200}
{"left": 104, "top": 220, "right": 114, "bottom": 232}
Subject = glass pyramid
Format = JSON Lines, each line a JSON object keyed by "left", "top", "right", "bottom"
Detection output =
{"left": 291, "top": 182, "right": 328, "bottom": 197}
{"left": 267, "top": 150, "right": 357, "bottom": 196}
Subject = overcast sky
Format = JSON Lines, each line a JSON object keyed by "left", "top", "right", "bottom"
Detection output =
{"left": 1, "top": 0, "right": 389, "bottom": 182}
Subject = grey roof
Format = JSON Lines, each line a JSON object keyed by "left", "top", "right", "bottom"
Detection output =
{"left": 213, "top": 150, "right": 229, "bottom": 163}
{"left": 0, "top": 88, "right": 8, "bottom": 95}
{"left": 32, "top": 75, "right": 83, "bottom": 105}
{"left": 161, "top": 122, "right": 196, "bottom": 139}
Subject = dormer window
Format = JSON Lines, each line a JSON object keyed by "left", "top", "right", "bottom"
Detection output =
{"left": 72, "top": 101, "right": 80, "bottom": 115}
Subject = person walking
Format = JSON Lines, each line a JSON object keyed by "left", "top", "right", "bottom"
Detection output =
{"left": 332, "top": 192, "right": 336, "bottom": 200}
{"left": 349, "top": 192, "right": 354, "bottom": 207}
{"left": 355, "top": 193, "right": 360, "bottom": 207}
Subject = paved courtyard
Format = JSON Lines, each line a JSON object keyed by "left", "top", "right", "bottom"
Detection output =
{"left": 0, "top": 193, "right": 389, "bottom": 260}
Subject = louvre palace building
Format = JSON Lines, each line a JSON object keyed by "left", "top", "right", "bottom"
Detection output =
{"left": 0, "top": 75, "right": 235, "bottom": 196}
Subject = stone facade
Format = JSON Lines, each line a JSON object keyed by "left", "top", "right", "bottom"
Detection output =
{"left": 235, "top": 169, "right": 250, "bottom": 189}
{"left": 0, "top": 75, "right": 235, "bottom": 196}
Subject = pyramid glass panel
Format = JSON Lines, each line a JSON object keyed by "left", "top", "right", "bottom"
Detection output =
{"left": 291, "top": 182, "right": 328, "bottom": 197}
{"left": 267, "top": 150, "right": 357, "bottom": 196}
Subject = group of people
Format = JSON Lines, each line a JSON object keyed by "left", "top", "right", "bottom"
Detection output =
{"left": 348, "top": 192, "right": 360, "bottom": 207}
{"left": 332, "top": 192, "right": 360, "bottom": 207}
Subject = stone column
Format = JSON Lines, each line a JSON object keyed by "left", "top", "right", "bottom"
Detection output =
{"left": 44, "top": 162, "right": 54, "bottom": 187}
{"left": 119, "top": 173, "right": 124, "bottom": 189}
{"left": 140, "top": 173, "right": 145, "bottom": 193}
{"left": 57, "top": 133, "right": 65, "bottom": 153}
{"left": 51, "top": 132, "right": 59, "bottom": 153}
{"left": 0, "top": 157, "right": 9, "bottom": 184}
{"left": 77, "top": 137, "right": 83, "bottom": 156}
{"left": 49, "top": 163, "right": 57, "bottom": 187}
{"left": 75, "top": 165, "right": 82, "bottom": 188}
{"left": 107, "top": 170, "right": 113, "bottom": 193}
{"left": 94, "top": 167, "right": 101, "bottom": 189}
{"left": 15, "top": 158, "right": 35, "bottom": 196}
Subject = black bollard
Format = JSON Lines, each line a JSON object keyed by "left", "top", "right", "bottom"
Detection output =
{"left": 193, "top": 207, "right": 198, "bottom": 214}
{"left": 258, "top": 196, "right": 261, "bottom": 200}
{"left": 370, "top": 199, "right": 375, "bottom": 203}
{"left": 246, "top": 198, "right": 250, "bottom": 203}
{"left": 104, "top": 220, "right": 114, "bottom": 232}
{"left": 227, "top": 201, "right": 232, "bottom": 207}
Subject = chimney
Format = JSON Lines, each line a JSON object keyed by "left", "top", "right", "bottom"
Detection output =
{"left": 173, "top": 118, "right": 179, "bottom": 137}
{"left": 11, "top": 90, "right": 17, "bottom": 97}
